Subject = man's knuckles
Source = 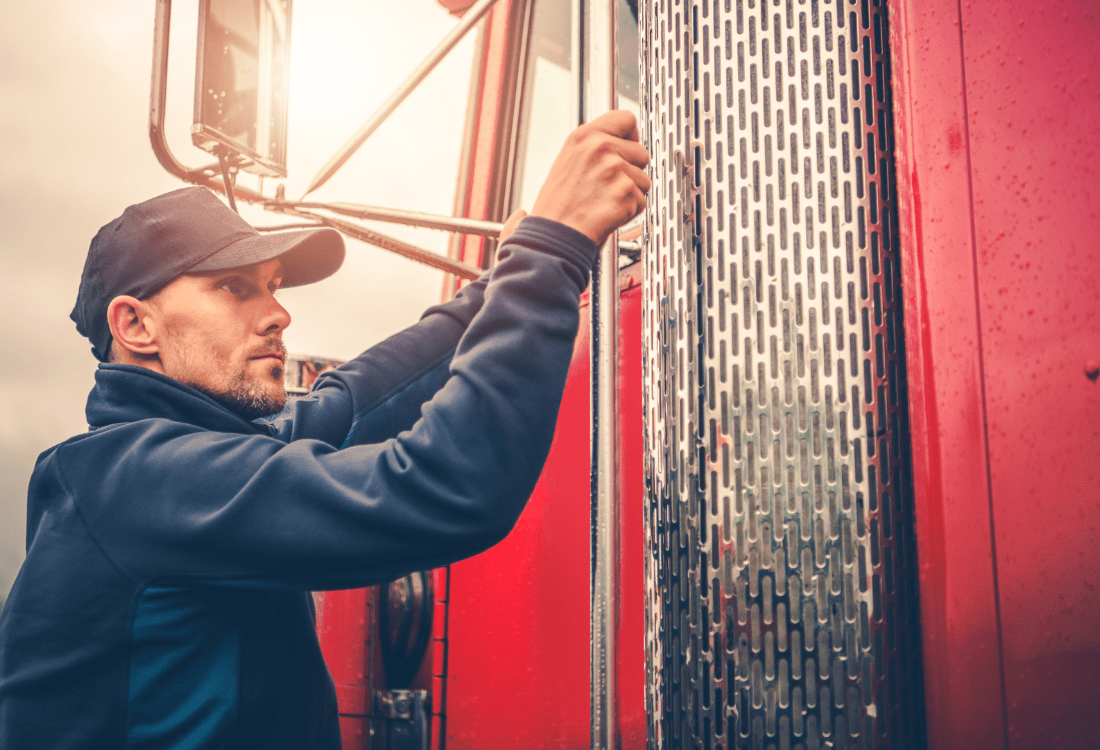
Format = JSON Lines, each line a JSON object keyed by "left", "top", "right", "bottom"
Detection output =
{"left": 573, "top": 129, "right": 645, "bottom": 165}
{"left": 589, "top": 110, "right": 640, "bottom": 139}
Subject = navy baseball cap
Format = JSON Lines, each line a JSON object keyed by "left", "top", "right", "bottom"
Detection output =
{"left": 71, "top": 186, "right": 345, "bottom": 361}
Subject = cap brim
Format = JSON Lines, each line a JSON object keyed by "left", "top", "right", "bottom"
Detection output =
{"left": 187, "top": 226, "right": 346, "bottom": 288}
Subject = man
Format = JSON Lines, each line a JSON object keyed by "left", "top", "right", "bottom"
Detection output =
{"left": 0, "top": 111, "right": 649, "bottom": 748}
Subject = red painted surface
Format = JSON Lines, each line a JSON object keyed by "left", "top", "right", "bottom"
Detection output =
{"left": 458, "top": 0, "right": 512, "bottom": 268}
{"left": 959, "top": 2, "right": 1100, "bottom": 748}
{"left": 445, "top": 267, "right": 646, "bottom": 749}
{"left": 889, "top": 2, "right": 1008, "bottom": 746}
{"left": 617, "top": 275, "right": 647, "bottom": 750}
{"left": 437, "top": 0, "right": 479, "bottom": 14}
{"left": 443, "top": 0, "right": 516, "bottom": 302}
{"left": 892, "top": 0, "right": 1100, "bottom": 748}
{"left": 317, "top": 588, "right": 371, "bottom": 750}
{"left": 430, "top": 566, "right": 451, "bottom": 750}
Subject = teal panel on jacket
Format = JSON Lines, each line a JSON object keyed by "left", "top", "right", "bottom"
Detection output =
{"left": 127, "top": 585, "right": 239, "bottom": 749}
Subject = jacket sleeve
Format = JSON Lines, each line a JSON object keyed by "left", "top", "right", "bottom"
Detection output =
{"left": 64, "top": 217, "right": 596, "bottom": 590}
{"left": 266, "top": 268, "right": 491, "bottom": 448}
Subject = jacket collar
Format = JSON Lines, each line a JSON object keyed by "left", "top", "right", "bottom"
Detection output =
{"left": 86, "top": 364, "right": 272, "bottom": 436}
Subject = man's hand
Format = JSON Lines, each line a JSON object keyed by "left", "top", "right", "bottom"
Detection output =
{"left": 530, "top": 110, "right": 651, "bottom": 248}
{"left": 499, "top": 209, "right": 528, "bottom": 242}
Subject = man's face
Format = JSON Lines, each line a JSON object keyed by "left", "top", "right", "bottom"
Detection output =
{"left": 146, "top": 258, "right": 291, "bottom": 419}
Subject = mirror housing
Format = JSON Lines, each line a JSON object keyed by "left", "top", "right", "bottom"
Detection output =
{"left": 192, "top": 0, "right": 292, "bottom": 177}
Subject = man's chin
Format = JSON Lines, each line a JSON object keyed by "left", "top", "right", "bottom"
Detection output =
{"left": 237, "top": 383, "right": 287, "bottom": 420}
{"left": 250, "top": 389, "right": 288, "bottom": 420}
{"left": 188, "top": 378, "right": 287, "bottom": 421}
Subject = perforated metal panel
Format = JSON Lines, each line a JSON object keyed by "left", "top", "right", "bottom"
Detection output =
{"left": 639, "top": 1, "right": 924, "bottom": 748}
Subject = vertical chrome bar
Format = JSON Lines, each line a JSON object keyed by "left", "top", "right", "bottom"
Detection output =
{"left": 582, "top": 1, "right": 619, "bottom": 749}
{"left": 570, "top": 0, "right": 582, "bottom": 127}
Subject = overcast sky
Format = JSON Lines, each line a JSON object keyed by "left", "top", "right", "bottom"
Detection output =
{"left": 0, "top": 0, "right": 480, "bottom": 599}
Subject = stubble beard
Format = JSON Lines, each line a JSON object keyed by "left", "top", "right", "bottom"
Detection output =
{"left": 178, "top": 341, "right": 289, "bottom": 420}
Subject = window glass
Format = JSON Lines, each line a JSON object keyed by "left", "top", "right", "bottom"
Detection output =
{"left": 514, "top": 0, "right": 641, "bottom": 212}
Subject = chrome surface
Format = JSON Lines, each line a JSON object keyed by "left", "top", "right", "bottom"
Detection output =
{"left": 374, "top": 689, "right": 432, "bottom": 750}
{"left": 274, "top": 201, "right": 506, "bottom": 237}
{"left": 583, "top": 0, "right": 621, "bottom": 748}
{"left": 639, "top": 1, "right": 923, "bottom": 747}
{"left": 301, "top": 0, "right": 503, "bottom": 197}
{"left": 275, "top": 206, "right": 484, "bottom": 280}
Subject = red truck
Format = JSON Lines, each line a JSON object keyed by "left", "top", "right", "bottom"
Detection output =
{"left": 151, "top": 1, "right": 1099, "bottom": 748}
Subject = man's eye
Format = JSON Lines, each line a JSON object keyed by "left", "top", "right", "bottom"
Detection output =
{"left": 219, "top": 279, "right": 246, "bottom": 296}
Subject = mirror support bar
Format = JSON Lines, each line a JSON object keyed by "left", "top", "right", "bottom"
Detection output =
{"left": 273, "top": 201, "right": 505, "bottom": 238}
{"left": 275, "top": 206, "right": 484, "bottom": 281}
{"left": 301, "top": 0, "right": 505, "bottom": 197}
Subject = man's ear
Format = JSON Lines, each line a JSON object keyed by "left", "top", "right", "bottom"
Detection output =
{"left": 106, "top": 295, "right": 160, "bottom": 358}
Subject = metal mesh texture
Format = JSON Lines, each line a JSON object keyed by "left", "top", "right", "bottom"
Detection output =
{"left": 639, "top": 1, "right": 925, "bottom": 748}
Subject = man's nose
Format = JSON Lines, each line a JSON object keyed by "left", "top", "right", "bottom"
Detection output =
{"left": 259, "top": 296, "right": 292, "bottom": 335}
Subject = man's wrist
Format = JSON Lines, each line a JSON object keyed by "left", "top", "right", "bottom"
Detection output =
{"left": 506, "top": 215, "right": 599, "bottom": 266}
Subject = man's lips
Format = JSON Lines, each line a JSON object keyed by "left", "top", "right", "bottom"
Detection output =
{"left": 252, "top": 353, "right": 285, "bottom": 364}
{"left": 249, "top": 341, "right": 287, "bottom": 364}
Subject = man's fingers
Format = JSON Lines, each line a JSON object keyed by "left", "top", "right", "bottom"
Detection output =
{"left": 499, "top": 209, "right": 527, "bottom": 241}
{"left": 587, "top": 129, "right": 649, "bottom": 170}
{"left": 587, "top": 109, "right": 641, "bottom": 141}
{"left": 529, "top": 110, "right": 651, "bottom": 246}
{"left": 617, "top": 140, "right": 650, "bottom": 170}
{"left": 623, "top": 161, "right": 651, "bottom": 195}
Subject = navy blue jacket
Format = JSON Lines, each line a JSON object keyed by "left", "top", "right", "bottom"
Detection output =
{"left": 0, "top": 218, "right": 596, "bottom": 749}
